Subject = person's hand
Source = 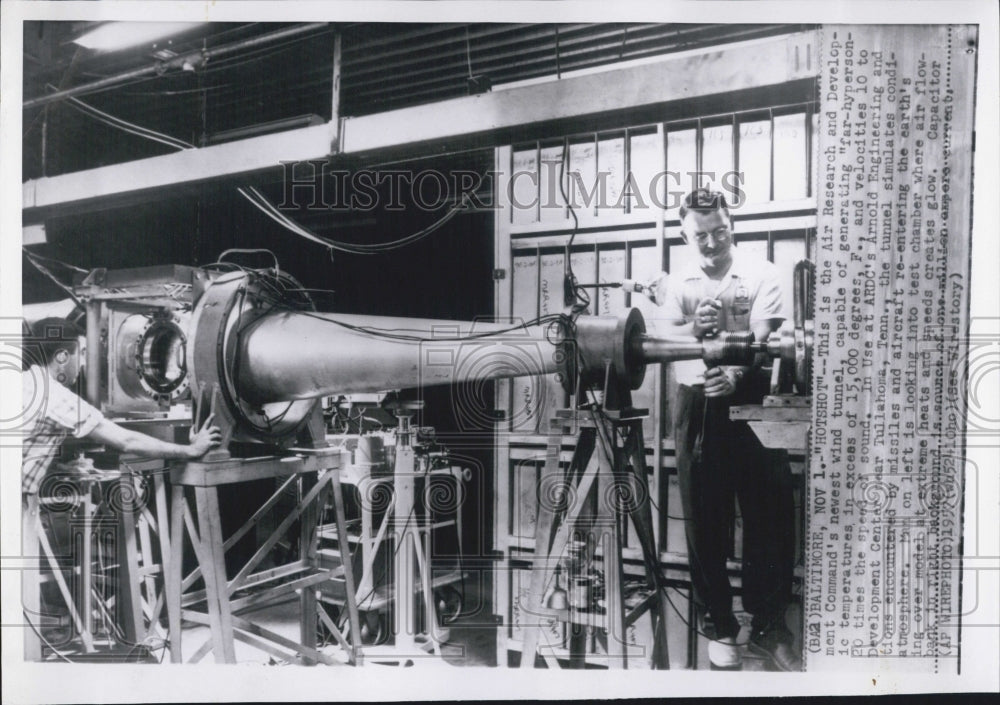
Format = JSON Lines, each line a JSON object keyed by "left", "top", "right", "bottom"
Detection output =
{"left": 692, "top": 298, "right": 721, "bottom": 338}
{"left": 188, "top": 413, "right": 222, "bottom": 458}
{"left": 703, "top": 367, "right": 739, "bottom": 398}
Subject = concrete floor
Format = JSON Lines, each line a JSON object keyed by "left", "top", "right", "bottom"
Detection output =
{"left": 171, "top": 568, "right": 800, "bottom": 671}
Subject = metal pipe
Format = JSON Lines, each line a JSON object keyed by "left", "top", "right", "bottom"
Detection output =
{"left": 236, "top": 311, "right": 563, "bottom": 404}
{"left": 23, "top": 23, "right": 330, "bottom": 110}
{"left": 637, "top": 335, "right": 704, "bottom": 363}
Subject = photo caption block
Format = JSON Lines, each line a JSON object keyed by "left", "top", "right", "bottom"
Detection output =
{"left": 808, "top": 25, "right": 976, "bottom": 671}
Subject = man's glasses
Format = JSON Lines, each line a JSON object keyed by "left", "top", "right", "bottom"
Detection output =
{"left": 688, "top": 226, "right": 732, "bottom": 244}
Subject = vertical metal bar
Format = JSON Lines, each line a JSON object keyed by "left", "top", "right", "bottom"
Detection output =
{"left": 330, "top": 31, "right": 343, "bottom": 153}
{"left": 768, "top": 108, "right": 776, "bottom": 202}
{"left": 598, "top": 445, "right": 626, "bottom": 669}
{"left": 117, "top": 470, "right": 145, "bottom": 646}
{"left": 805, "top": 103, "right": 814, "bottom": 198}
{"left": 299, "top": 472, "right": 318, "bottom": 665}
{"left": 518, "top": 418, "right": 575, "bottom": 669}
{"left": 137, "top": 481, "right": 158, "bottom": 624}
{"left": 393, "top": 442, "right": 418, "bottom": 652}
{"left": 167, "top": 484, "right": 185, "bottom": 662}
{"left": 41, "top": 110, "right": 48, "bottom": 177}
{"left": 696, "top": 118, "right": 703, "bottom": 181}
{"left": 81, "top": 489, "right": 94, "bottom": 639}
{"left": 84, "top": 301, "right": 101, "bottom": 407}
{"left": 152, "top": 472, "right": 172, "bottom": 622}
{"left": 22, "top": 495, "right": 42, "bottom": 661}
{"left": 534, "top": 142, "right": 542, "bottom": 223}
{"left": 194, "top": 486, "right": 237, "bottom": 663}
{"left": 330, "top": 470, "right": 363, "bottom": 665}
{"left": 730, "top": 112, "right": 739, "bottom": 204}
{"left": 687, "top": 586, "right": 698, "bottom": 669}
{"left": 624, "top": 128, "right": 632, "bottom": 215}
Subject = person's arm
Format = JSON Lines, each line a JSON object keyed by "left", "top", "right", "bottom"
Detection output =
{"left": 705, "top": 264, "right": 785, "bottom": 397}
{"left": 658, "top": 276, "right": 719, "bottom": 340}
{"left": 85, "top": 417, "right": 221, "bottom": 460}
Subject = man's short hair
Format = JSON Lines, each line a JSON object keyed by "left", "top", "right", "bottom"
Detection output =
{"left": 27, "top": 317, "right": 83, "bottom": 366}
{"left": 679, "top": 188, "right": 732, "bottom": 222}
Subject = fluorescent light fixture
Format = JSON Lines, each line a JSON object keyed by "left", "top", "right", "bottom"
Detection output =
{"left": 74, "top": 22, "right": 204, "bottom": 53}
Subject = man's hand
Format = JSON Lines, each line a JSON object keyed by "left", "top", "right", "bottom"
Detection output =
{"left": 188, "top": 413, "right": 222, "bottom": 458}
{"left": 703, "top": 366, "right": 739, "bottom": 398}
{"left": 692, "top": 298, "right": 722, "bottom": 339}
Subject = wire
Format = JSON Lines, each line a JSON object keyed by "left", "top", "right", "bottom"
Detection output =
{"left": 22, "top": 249, "right": 82, "bottom": 306}
{"left": 56, "top": 92, "right": 470, "bottom": 259}
{"left": 21, "top": 249, "right": 88, "bottom": 274}
{"left": 216, "top": 248, "right": 280, "bottom": 271}
{"left": 275, "top": 304, "right": 569, "bottom": 345}
{"left": 464, "top": 26, "right": 474, "bottom": 80}
{"left": 62, "top": 93, "right": 193, "bottom": 150}
{"left": 556, "top": 141, "right": 589, "bottom": 316}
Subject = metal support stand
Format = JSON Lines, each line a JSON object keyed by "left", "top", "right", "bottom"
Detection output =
{"left": 518, "top": 405, "right": 670, "bottom": 669}
{"left": 165, "top": 447, "right": 361, "bottom": 665}
{"left": 22, "top": 468, "right": 166, "bottom": 660}
{"left": 359, "top": 404, "right": 451, "bottom": 665}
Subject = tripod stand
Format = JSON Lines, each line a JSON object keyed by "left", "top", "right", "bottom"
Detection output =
{"left": 518, "top": 371, "right": 670, "bottom": 669}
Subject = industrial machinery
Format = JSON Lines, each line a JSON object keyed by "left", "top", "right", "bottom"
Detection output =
{"left": 59, "top": 260, "right": 776, "bottom": 666}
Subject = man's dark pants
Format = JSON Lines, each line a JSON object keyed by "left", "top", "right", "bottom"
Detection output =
{"left": 673, "top": 381, "right": 795, "bottom": 641}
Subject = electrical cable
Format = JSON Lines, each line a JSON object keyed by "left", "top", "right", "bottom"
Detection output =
{"left": 59, "top": 94, "right": 469, "bottom": 259}
{"left": 21, "top": 249, "right": 88, "bottom": 274}
{"left": 557, "top": 140, "right": 590, "bottom": 316}
{"left": 22, "top": 249, "right": 83, "bottom": 306}
{"left": 63, "top": 93, "right": 193, "bottom": 150}
{"left": 216, "top": 248, "right": 281, "bottom": 271}
{"left": 268, "top": 303, "right": 569, "bottom": 345}
{"left": 464, "top": 26, "right": 474, "bottom": 80}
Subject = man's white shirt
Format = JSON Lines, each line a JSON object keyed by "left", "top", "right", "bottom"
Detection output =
{"left": 655, "top": 245, "right": 784, "bottom": 385}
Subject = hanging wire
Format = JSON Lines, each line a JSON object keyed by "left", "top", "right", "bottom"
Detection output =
{"left": 58, "top": 93, "right": 470, "bottom": 258}
{"left": 558, "top": 140, "right": 590, "bottom": 316}
{"left": 22, "top": 248, "right": 83, "bottom": 305}
{"left": 464, "top": 25, "right": 474, "bottom": 80}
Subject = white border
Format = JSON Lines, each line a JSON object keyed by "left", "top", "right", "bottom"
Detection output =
{"left": 2, "top": 2, "right": 998, "bottom": 701}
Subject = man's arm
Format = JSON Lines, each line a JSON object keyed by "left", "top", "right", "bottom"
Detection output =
{"left": 85, "top": 417, "right": 221, "bottom": 460}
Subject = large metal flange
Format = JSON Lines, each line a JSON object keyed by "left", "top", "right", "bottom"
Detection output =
{"left": 572, "top": 307, "right": 647, "bottom": 391}
{"left": 187, "top": 270, "right": 319, "bottom": 443}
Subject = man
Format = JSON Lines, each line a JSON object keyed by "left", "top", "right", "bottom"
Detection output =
{"left": 21, "top": 317, "right": 220, "bottom": 655}
{"left": 657, "top": 189, "right": 798, "bottom": 671}
{"left": 22, "top": 317, "right": 221, "bottom": 495}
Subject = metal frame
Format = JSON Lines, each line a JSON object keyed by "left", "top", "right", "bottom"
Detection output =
{"left": 517, "top": 407, "right": 669, "bottom": 669}
{"left": 165, "top": 446, "right": 362, "bottom": 665}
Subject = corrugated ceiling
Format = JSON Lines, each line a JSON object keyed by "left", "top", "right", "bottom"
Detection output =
{"left": 22, "top": 22, "right": 813, "bottom": 179}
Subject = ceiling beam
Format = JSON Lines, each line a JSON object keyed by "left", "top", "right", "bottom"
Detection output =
{"left": 22, "top": 30, "right": 817, "bottom": 225}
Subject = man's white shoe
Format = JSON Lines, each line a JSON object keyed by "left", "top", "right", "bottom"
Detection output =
{"left": 707, "top": 635, "right": 742, "bottom": 669}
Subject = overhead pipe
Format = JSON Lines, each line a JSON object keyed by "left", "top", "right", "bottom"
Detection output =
{"left": 23, "top": 22, "right": 331, "bottom": 110}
